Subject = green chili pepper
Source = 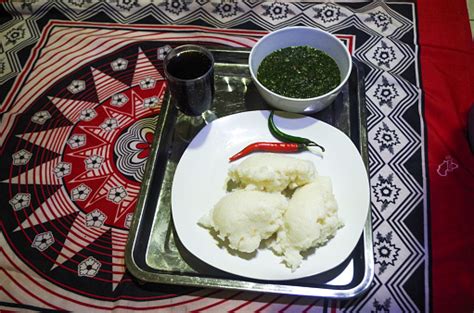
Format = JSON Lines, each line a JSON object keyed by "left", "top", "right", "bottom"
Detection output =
{"left": 268, "top": 111, "right": 325, "bottom": 152}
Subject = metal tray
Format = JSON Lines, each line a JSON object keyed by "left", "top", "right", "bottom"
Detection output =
{"left": 125, "top": 47, "right": 374, "bottom": 298}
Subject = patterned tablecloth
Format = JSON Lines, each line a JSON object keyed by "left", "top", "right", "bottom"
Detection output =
{"left": 0, "top": 1, "right": 472, "bottom": 312}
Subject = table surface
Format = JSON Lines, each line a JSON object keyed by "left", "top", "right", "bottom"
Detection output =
{"left": 0, "top": 1, "right": 472, "bottom": 312}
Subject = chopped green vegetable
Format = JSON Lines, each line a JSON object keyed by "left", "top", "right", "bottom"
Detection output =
{"left": 257, "top": 46, "right": 341, "bottom": 98}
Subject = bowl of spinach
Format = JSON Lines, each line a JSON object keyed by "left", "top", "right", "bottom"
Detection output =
{"left": 249, "top": 26, "right": 352, "bottom": 113}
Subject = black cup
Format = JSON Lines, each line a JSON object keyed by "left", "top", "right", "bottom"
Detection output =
{"left": 164, "top": 45, "right": 215, "bottom": 116}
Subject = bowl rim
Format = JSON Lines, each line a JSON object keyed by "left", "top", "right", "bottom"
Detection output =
{"left": 249, "top": 26, "right": 352, "bottom": 103}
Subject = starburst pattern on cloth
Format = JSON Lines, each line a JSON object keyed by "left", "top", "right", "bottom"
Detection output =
{"left": 372, "top": 41, "right": 397, "bottom": 68}
{"left": 4, "top": 41, "right": 163, "bottom": 293}
{"left": 313, "top": 3, "right": 347, "bottom": 23}
{"left": 262, "top": 2, "right": 294, "bottom": 21}
{"left": 372, "top": 174, "right": 401, "bottom": 211}
{"left": 365, "top": 11, "right": 393, "bottom": 32}
{"left": 212, "top": 0, "right": 243, "bottom": 19}
{"left": 374, "top": 231, "right": 400, "bottom": 274}
{"left": 373, "top": 76, "right": 400, "bottom": 108}
{"left": 374, "top": 122, "right": 401, "bottom": 153}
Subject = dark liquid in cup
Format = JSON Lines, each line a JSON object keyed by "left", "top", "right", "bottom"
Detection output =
{"left": 166, "top": 51, "right": 214, "bottom": 116}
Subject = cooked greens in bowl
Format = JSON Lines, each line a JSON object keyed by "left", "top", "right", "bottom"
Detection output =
{"left": 257, "top": 46, "right": 341, "bottom": 99}
{"left": 249, "top": 26, "right": 352, "bottom": 113}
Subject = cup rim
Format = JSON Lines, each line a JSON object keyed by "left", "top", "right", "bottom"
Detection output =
{"left": 164, "top": 44, "right": 215, "bottom": 83}
{"left": 249, "top": 26, "right": 352, "bottom": 103}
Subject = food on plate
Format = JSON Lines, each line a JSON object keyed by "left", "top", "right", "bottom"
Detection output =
{"left": 271, "top": 176, "right": 343, "bottom": 270}
{"left": 228, "top": 153, "right": 316, "bottom": 192}
{"left": 198, "top": 190, "right": 288, "bottom": 254}
{"left": 229, "top": 142, "right": 307, "bottom": 162}
{"left": 257, "top": 46, "right": 341, "bottom": 99}
{"left": 198, "top": 152, "right": 342, "bottom": 271}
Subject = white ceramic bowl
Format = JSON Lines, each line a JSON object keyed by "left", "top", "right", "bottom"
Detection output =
{"left": 249, "top": 26, "right": 352, "bottom": 113}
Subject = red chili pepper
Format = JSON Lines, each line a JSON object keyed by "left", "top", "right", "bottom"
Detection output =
{"left": 229, "top": 142, "right": 307, "bottom": 162}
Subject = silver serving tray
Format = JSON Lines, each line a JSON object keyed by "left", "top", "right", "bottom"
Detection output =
{"left": 125, "top": 47, "right": 374, "bottom": 298}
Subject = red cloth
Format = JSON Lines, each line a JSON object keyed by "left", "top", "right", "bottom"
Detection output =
{"left": 418, "top": 0, "right": 474, "bottom": 311}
